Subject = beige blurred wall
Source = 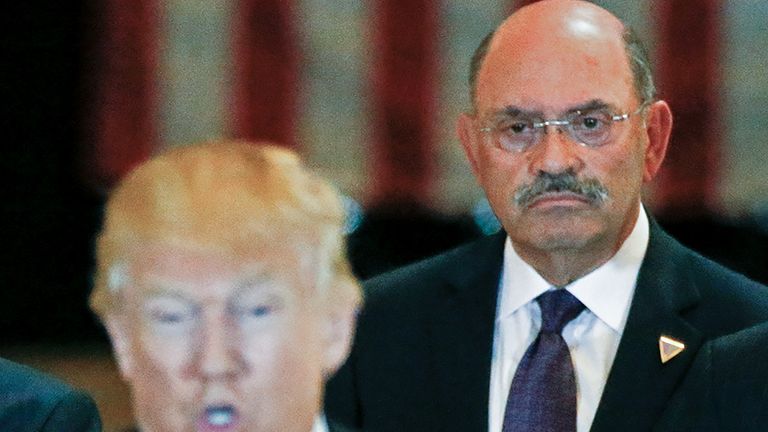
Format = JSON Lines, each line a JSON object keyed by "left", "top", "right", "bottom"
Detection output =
{"left": 158, "top": 0, "right": 768, "bottom": 216}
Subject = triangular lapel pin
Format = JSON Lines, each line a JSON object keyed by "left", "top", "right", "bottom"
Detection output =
{"left": 659, "top": 335, "right": 685, "bottom": 364}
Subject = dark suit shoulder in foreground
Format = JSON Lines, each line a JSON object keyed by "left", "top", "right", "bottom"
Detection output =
{"left": 0, "top": 358, "right": 102, "bottom": 431}
{"left": 657, "top": 322, "right": 768, "bottom": 431}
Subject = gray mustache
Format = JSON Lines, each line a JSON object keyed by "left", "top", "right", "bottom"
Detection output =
{"left": 513, "top": 171, "right": 609, "bottom": 208}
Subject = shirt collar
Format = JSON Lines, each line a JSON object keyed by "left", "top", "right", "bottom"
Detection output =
{"left": 498, "top": 205, "right": 649, "bottom": 333}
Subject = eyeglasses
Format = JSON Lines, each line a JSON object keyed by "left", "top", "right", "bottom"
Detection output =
{"left": 478, "top": 104, "right": 647, "bottom": 153}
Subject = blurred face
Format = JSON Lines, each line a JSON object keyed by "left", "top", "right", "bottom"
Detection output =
{"left": 458, "top": 6, "right": 669, "bottom": 260}
{"left": 108, "top": 244, "right": 334, "bottom": 432}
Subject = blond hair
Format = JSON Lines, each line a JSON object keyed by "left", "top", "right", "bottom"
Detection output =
{"left": 91, "top": 140, "right": 361, "bottom": 318}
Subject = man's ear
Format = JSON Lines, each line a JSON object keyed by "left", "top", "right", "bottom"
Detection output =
{"left": 642, "top": 100, "right": 673, "bottom": 182}
{"left": 105, "top": 314, "right": 135, "bottom": 381}
{"left": 321, "top": 307, "right": 357, "bottom": 377}
{"left": 457, "top": 112, "right": 481, "bottom": 177}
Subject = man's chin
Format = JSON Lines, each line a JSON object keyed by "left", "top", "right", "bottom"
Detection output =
{"left": 514, "top": 219, "right": 605, "bottom": 252}
{"left": 530, "top": 233, "right": 596, "bottom": 252}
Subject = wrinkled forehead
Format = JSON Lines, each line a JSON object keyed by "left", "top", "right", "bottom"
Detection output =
{"left": 122, "top": 241, "right": 315, "bottom": 303}
{"left": 475, "top": 3, "right": 635, "bottom": 116}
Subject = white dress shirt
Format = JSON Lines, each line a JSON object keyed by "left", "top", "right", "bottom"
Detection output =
{"left": 488, "top": 207, "right": 649, "bottom": 432}
{"left": 312, "top": 414, "right": 330, "bottom": 432}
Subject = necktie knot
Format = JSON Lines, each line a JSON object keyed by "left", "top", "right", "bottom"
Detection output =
{"left": 537, "top": 289, "right": 585, "bottom": 334}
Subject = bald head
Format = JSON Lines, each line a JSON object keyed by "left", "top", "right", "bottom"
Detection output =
{"left": 469, "top": 0, "right": 654, "bottom": 110}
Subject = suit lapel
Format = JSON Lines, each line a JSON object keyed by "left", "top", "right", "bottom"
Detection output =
{"left": 591, "top": 221, "right": 704, "bottom": 432}
{"left": 427, "top": 232, "right": 506, "bottom": 431}
{"left": 327, "top": 419, "right": 359, "bottom": 432}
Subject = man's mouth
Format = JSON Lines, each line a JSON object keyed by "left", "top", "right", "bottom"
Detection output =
{"left": 527, "top": 191, "right": 593, "bottom": 207}
{"left": 199, "top": 405, "right": 239, "bottom": 431}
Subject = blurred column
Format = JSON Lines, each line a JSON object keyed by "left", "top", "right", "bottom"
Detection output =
{"left": 231, "top": 0, "right": 299, "bottom": 149}
{"left": 654, "top": 0, "right": 722, "bottom": 216}
{"left": 368, "top": 0, "right": 440, "bottom": 206}
{"left": 85, "top": 0, "right": 159, "bottom": 190}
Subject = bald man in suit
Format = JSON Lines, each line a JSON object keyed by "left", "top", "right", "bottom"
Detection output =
{"left": 325, "top": 1, "right": 768, "bottom": 431}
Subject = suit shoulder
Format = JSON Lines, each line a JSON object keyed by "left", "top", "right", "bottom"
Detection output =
{"left": 651, "top": 223, "right": 768, "bottom": 302}
{"left": 710, "top": 321, "right": 768, "bottom": 359}
{"left": 687, "top": 248, "right": 768, "bottom": 308}
{"left": 362, "top": 233, "right": 504, "bottom": 302}
{"left": 0, "top": 358, "right": 76, "bottom": 400}
{"left": 0, "top": 358, "right": 101, "bottom": 430}
{"left": 668, "top": 237, "right": 768, "bottom": 324}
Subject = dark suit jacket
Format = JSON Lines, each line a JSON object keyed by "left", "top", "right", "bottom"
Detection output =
{"left": 325, "top": 220, "right": 768, "bottom": 432}
{"left": 655, "top": 322, "right": 768, "bottom": 431}
{"left": 329, "top": 419, "right": 361, "bottom": 432}
{"left": 0, "top": 358, "right": 102, "bottom": 431}
{"left": 123, "top": 417, "right": 358, "bottom": 432}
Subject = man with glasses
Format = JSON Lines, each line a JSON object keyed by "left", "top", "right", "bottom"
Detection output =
{"left": 326, "top": 1, "right": 768, "bottom": 431}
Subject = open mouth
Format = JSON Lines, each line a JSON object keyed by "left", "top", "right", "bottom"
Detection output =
{"left": 198, "top": 405, "right": 239, "bottom": 431}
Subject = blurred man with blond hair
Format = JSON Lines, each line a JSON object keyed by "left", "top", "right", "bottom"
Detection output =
{"left": 91, "top": 141, "right": 361, "bottom": 432}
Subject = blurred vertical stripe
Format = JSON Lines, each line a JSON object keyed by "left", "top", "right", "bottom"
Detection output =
{"left": 654, "top": 0, "right": 722, "bottom": 216}
{"left": 231, "top": 0, "right": 300, "bottom": 149}
{"left": 85, "top": 0, "right": 160, "bottom": 190}
{"left": 160, "top": 0, "right": 234, "bottom": 148}
{"left": 368, "top": 0, "right": 440, "bottom": 207}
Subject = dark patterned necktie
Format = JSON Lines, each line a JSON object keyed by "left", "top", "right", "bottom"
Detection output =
{"left": 502, "top": 289, "right": 586, "bottom": 432}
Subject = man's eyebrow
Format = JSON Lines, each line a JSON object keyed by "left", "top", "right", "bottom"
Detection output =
{"left": 486, "top": 99, "right": 617, "bottom": 120}
{"left": 490, "top": 106, "right": 544, "bottom": 119}
{"left": 236, "top": 266, "right": 291, "bottom": 292}
{"left": 233, "top": 273, "right": 273, "bottom": 293}
{"left": 141, "top": 284, "right": 190, "bottom": 301}
{"left": 565, "top": 99, "right": 613, "bottom": 114}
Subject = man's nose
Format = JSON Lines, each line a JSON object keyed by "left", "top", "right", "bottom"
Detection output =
{"left": 198, "top": 317, "right": 241, "bottom": 379}
{"left": 527, "top": 126, "right": 585, "bottom": 176}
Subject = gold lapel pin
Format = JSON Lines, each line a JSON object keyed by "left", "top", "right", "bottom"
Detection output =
{"left": 659, "top": 335, "right": 685, "bottom": 364}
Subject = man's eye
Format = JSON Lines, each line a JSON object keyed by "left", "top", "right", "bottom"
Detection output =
{"left": 509, "top": 123, "right": 529, "bottom": 133}
{"left": 143, "top": 297, "right": 196, "bottom": 328}
{"left": 246, "top": 304, "right": 274, "bottom": 317}
{"left": 502, "top": 121, "right": 531, "bottom": 134}
{"left": 581, "top": 116, "right": 600, "bottom": 129}
{"left": 575, "top": 112, "right": 610, "bottom": 130}
{"left": 237, "top": 301, "right": 282, "bottom": 322}
{"left": 150, "top": 309, "right": 192, "bottom": 324}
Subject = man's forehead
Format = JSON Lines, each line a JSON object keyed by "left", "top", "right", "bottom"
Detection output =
{"left": 129, "top": 240, "right": 303, "bottom": 271}
{"left": 497, "top": 0, "right": 625, "bottom": 41}
{"left": 127, "top": 268, "right": 311, "bottom": 314}
{"left": 134, "top": 262, "right": 274, "bottom": 295}
{"left": 125, "top": 245, "right": 307, "bottom": 295}
{"left": 475, "top": 3, "right": 633, "bottom": 116}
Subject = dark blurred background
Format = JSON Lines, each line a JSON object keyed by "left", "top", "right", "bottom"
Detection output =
{"left": 2, "top": 0, "right": 767, "bottom": 346}
{"left": 2, "top": 1, "right": 104, "bottom": 343}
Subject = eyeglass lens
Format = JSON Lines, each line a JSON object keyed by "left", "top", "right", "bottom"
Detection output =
{"left": 493, "top": 109, "right": 622, "bottom": 152}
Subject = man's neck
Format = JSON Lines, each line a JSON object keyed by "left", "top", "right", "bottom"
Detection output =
{"left": 522, "top": 245, "right": 620, "bottom": 287}
{"left": 513, "top": 207, "right": 643, "bottom": 287}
